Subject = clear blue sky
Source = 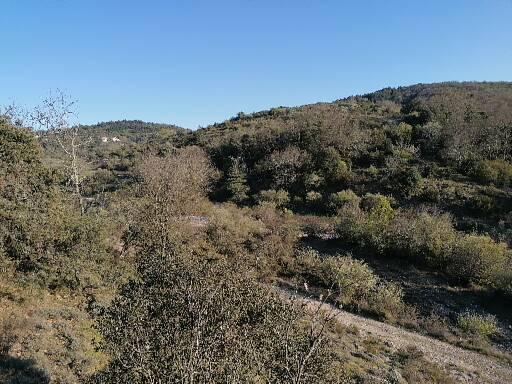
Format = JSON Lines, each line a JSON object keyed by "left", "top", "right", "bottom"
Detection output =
{"left": 1, "top": 0, "right": 511, "bottom": 129}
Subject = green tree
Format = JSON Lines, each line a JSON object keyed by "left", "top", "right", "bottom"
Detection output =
{"left": 226, "top": 157, "right": 250, "bottom": 203}
{"left": 320, "top": 147, "right": 350, "bottom": 184}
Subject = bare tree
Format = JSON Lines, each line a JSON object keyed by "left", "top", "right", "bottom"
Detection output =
{"left": 1, "top": 102, "right": 30, "bottom": 127}
{"left": 136, "top": 147, "right": 216, "bottom": 254}
{"left": 30, "top": 90, "right": 90, "bottom": 214}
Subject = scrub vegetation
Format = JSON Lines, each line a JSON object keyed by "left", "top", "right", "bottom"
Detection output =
{"left": 2, "top": 82, "right": 512, "bottom": 383}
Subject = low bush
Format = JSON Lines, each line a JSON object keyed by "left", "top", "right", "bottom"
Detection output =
{"left": 448, "top": 235, "right": 510, "bottom": 287}
{"left": 388, "top": 122, "right": 413, "bottom": 144}
{"left": 392, "top": 166, "right": 423, "bottom": 196}
{"left": 457, "top": 311, "right": 499, "bottom": 339}
{"left": 468, "top": 194, "right": 497, "bottom": 214}
{"left": 387, "top": 209, "right": 457, "bottom": 268}
{"left": 256, "top": 189, "right": 290, "bottom": 209}
{"left": 305, "top": 191, "right": 323, "bottom": 211}
{"left": 336, "top": 195, "right": 512, "bottom": 293}
{"left": 474, "top": 159, "right": 512, "bottom": 187}
{"left": 327, "top": 189, "right": 360, "bottom": 213}
{"left": 206, "top": 203, "right": 265, "bottom": 260}
{"left": 293, "top": 249, "right": 405, "bottom": 320}
{"left": 299, "top": 215, "right": 336, "bottom": 238}
{"left": 337, "top": 193, "right": 394, "bottom": 252}
{"left": 207, "top": 202, "right": 301, "bottom": 277}
{"left": 367, "top": 281, "right": 405, "bottom": 321}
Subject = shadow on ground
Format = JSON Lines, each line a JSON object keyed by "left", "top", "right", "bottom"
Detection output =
{"left": 301, "top": 236, "right": 512, "bottom": 352}
{"left": 0, "top": 355, "right": 50, "bottom": 384}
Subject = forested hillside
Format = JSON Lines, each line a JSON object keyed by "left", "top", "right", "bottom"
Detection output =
{"left": 1, "top": 82, "right": 512, "bottom": 383}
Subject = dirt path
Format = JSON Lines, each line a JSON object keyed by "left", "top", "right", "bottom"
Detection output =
{"left": 279, "top": 288, "right": 512, "bottom": 384}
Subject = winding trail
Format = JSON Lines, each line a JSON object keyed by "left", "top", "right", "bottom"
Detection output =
{"left": 279, "top": 288, "right": 512, "bottom": 384}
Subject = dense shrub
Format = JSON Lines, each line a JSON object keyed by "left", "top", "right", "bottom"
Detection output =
{"left": 360, "top": 194, "right": 395, "bottom": 222}
{"left": 256, "top": 189, "right": 290, "bottom": 209}
{"left": 448, "top": 235, "right": 510, "bottom": 287}
{"left": 387, "top": 209, "right": 457, "bottom": 267}
{"left": 294, "top": 249, "right": 377, "bottom": 305}
{"left": 457, "top": 311, "right": 499, "bottom": 338}
{"left": 336, "top": 201, "right": 512, "bottom": 293}
{"left": 319, "top": 147, "right": 352, "bottom": 183}
{"left": 337, "top": 193, "right": 395, "bottom": 251}
{"left": 206, "top": 203, "right": 265, "bottom": 260}
{"left": 468, "top": 194, "right": 497, "bottom": 214}
{"left": 0, "top": 119, "right": 120, "bottom": 289}
{"left": 327, "top": 189, "right": 361, "bottom": 213}
{"left": 207, "top": 202, "right": 301, "bottom": 278}
{"left": 225, "top": 156, "right": 250, "bottom": 203}
{"left": 90, "top": 247, "right": 338, "bottom": 384}
{"left": 413, "top": 122, "right": 444, "bottom": 157}
{"left": 392, "top": 166, "right": 423, "bottom": 196}
{"left": 81, "top": 169, "right": 118, "bottom": 197}
{"left": 305, "top": 190, "right": 323, "bottom": 209}
{"left": 387, "top": 122, "right": 413, "bottom": 144}
{"left": 257, "top": 146, "right": 311, "bottom": 191}
{"left": 251, "top": 202, "right": 301, "bottom": 275}
{"left": 473, "top": 159, "right": 512, "bottom": 187}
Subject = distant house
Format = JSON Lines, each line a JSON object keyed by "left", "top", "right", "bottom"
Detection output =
{"left": 101, "top": 137, "right": 108, "bottom": 143}
{"left": 112, "top": 137, "right": 121, "bottom": 142}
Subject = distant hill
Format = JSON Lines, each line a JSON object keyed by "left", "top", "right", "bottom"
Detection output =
{"left": 191, "top": 82, "right": 512, "bottom": 240}
{"left": 365, "top": 81, "right": 512, "bottom": 125}
{"left": 39, "top": 83, "right": 512, "bottom": 235}
{"left": 78, "top": 119, "right": 189, "bottom": 143}
{"left": 196, "top": 81, "right": 512, "bottom": 146}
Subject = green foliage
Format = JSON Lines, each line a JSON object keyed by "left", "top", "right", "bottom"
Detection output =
{"left": 0, "top": 118, "right": 52, "bottom": 201}
{"left": 305, "top": 190, "right": 323, "bottom": 209}
{"left": 457, "top": 311, "right": 499, "bottom": 338}
{"left": 328, "top": 189, "right": 360, "bottom": 209}
{"left": 206, "top": 203, "right": 265, "bottom": 261}
{"left": 392, "top": 122, "right": 413, "bottom": 143}
{"left": 204, "top": 197, "right": 301, "bottom": 278}
{"left": 256, "top": 189, "right": 290, "bottom": 209}
{"left": 474, "top": 159, "right": 512, "bottom": 187}
{"left": 4, "top": 82, "right": 512, "bottom": 381}
{"left": 337, "top": 205, "right": 512, "bottom": 292}
{"left": 90, "top": 247, "right": 337, "bottom": 384}
{"left": 448, "top": 235, "right": 510, "bottom": 287}
{"left": 0, "top": 118, "right": 41, "bottom": 166}
{"left": 413, "top": 122, "right": 444, "bottom": 156}
{"left": 293, "top": 249, "right": 405, "bottom": 320}
{"left": 191, "top": 82, "right": 512, "bottom": 231}
{"left": 304, "top": 172, "right": 324, "bottom": 189}
{"left": 360, "top": 194, "right": 395, "bottom": 222}
{"left": 82, "top": 169, "right": 118, "bottom": 196}
{"left": 0, "top": 119, "right": 125, "bottom": 290}
{"left": 359, "top": 194, "right": 395, "bottom": 249}
{"left": 225, "top": 157, "right": 250, "bottom": 203}
{"left": 258, "top": 146, "right": 311, "bottom": 191}
{"left": 387, "top": 210, "right": 457, "bottom": 267}
{"left": 319, "top": 147, "right": 351, "bottom": 183}
{"left": 392, "top": 166, "right": 423, "bottom": 196}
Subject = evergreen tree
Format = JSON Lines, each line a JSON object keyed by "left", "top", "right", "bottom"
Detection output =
{"left": 226, "top": 157, "right": 249, "bottom": 203}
